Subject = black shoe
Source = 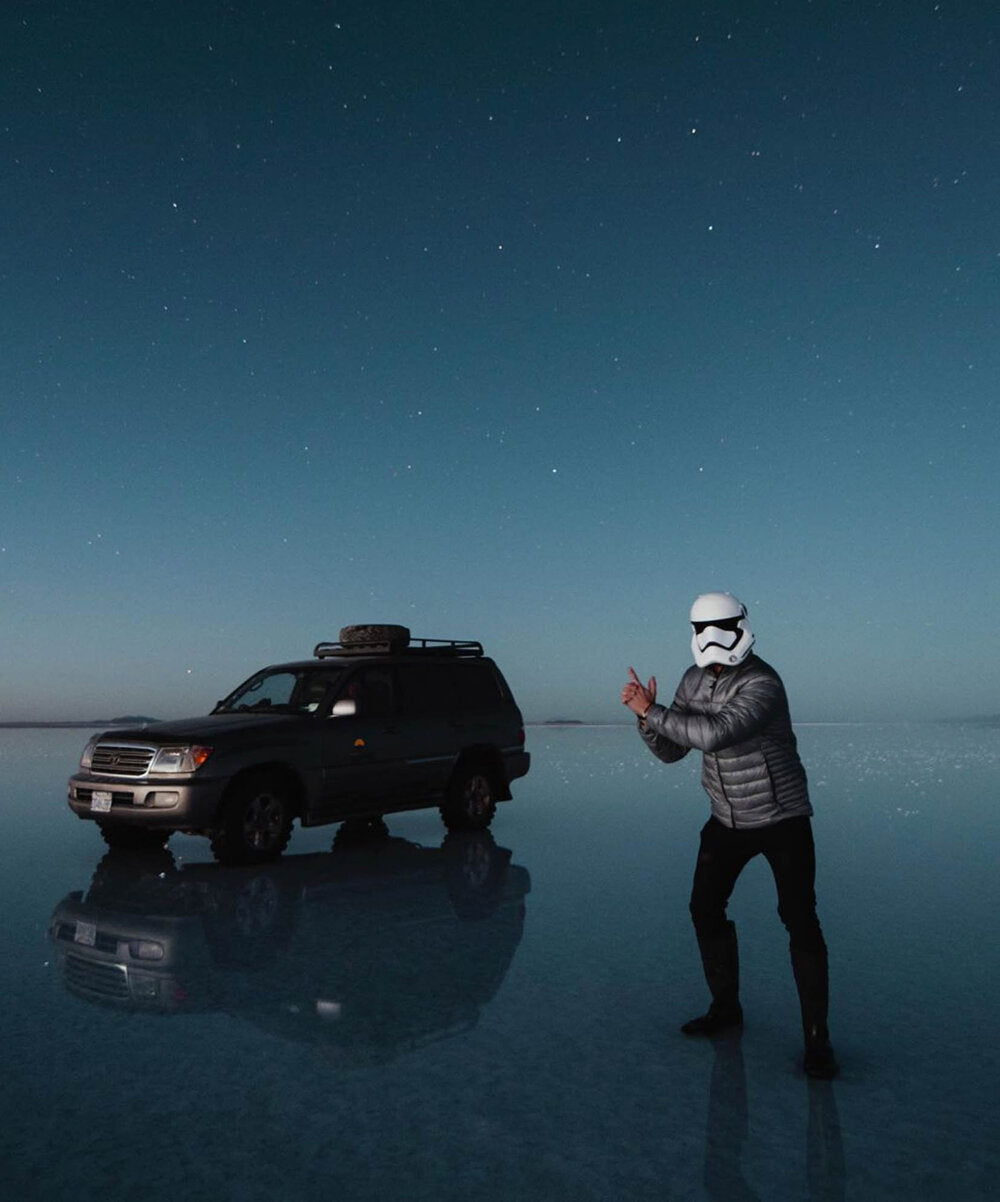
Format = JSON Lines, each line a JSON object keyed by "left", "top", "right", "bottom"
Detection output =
{"left": 681, "top": 1002, "right": 744, "bottom": 1036}
{"left": 804, "top": 1030, "right": 839, "bottom": 1079}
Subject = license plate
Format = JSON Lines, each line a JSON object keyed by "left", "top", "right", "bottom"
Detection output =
{"left": 90, "top": 791, "right": 113, "bottom": 813}
{"left": 74, "top": 921, "right": 97, "bottom": 946}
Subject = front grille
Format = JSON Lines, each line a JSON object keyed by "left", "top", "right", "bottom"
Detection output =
{"left": 63, "top": 953, "right": 130, "bottom": 1001}
{"left": 91, "top": 743, "right": 156, "bottom": 777}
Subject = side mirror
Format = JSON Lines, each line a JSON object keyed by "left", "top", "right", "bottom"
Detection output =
{"left": 330, "top": 698, "right": 357, "bottom": 718}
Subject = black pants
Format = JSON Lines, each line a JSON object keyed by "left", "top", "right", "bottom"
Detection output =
{"left": 689, "top": 814, "right": 827, "bottom": 957}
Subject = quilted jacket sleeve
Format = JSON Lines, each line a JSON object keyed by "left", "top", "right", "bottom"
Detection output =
{"left": 639, "top": 718, "right": 690, "bottom": 763}
{"left": 637, "top": 675, "right": 691, "bottom": 763}
{"left": 642, "top": 666, "right": 783, "bottom": 753}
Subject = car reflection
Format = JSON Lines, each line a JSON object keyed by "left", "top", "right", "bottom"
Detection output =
{"left": 49, "top": 825, "right": 529, "bottom": 1066}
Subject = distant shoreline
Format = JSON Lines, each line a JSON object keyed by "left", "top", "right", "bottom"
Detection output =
{"left": 0, "top": 720, "right": 153, "bottom": 730}
{"left": 0, "top": 721, "right": 116, "bottom": 729}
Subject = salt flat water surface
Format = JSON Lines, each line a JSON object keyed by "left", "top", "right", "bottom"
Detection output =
{"left": 2, "top": 723, "right": 997, "bottom": 1201}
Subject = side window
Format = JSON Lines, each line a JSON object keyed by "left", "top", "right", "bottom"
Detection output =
{"left": 340, "top": 666, "right": 395, "bottom": 720}
{"left": 289, "top": 671, "right": 344, "bottom": 715}
{"left": 450, "top": 664, "right": 503, "bottom": 712}
{"left": 397, "top": 663, "right": 452, "bottom": 717}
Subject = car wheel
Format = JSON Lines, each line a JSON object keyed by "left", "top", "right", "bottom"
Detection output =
{"left": 205, "top": 871, "right": 297, "bottom": 965}
{"left": 97, "top": 824, "right": 172, "bottom": 852}
{"left": 442, "top": 831, "right": 510, "bottom": 919}
{"left": 333, "top": 816, "right": 389, "bottom": 849}
{"left": 88, "top": 848, "right": 177, "bottom": 902}
{"left": 210, "top": 773, "right": 294, "bottom": 865}
{"left": 441, "top": 766, "right": 497, "bottom": 832}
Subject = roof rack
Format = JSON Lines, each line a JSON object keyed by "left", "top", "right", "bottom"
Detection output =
{"left": 313, "top": 637, "right": 484, "bottom": 659}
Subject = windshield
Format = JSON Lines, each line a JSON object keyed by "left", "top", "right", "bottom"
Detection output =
{"left": 214, "top": 667, "right": 346, "bottom": 716}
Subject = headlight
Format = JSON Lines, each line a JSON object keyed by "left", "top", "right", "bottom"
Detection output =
{"left": 149, "top": 745, "right": 213, "bottom": 774}
{"left": 129, "top": 939, "right": 166, "bottom": 962}
{"left": 79, "top": 736, "right": 100, "bottom": 770}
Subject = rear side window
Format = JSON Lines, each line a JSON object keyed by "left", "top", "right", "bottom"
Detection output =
{"left": 398, "top": 663, "right": 452, "bottom": 716}
{"left": 398, "top": 661, "right": 506, "bottom": 716}
{"left": 449, "top": 663, "right": 505, "bottom": 711}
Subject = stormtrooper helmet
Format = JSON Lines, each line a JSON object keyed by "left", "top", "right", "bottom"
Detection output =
{"left": 690, "top": 592, "right": 755, "bottom": 668}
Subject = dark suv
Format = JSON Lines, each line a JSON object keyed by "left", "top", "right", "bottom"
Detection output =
{"left": 67, "top": 625, "right": 530, "bottom": 864}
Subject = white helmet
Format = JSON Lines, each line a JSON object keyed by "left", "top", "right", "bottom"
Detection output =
{"left": 690, "top": 592, "right": 755, "bottom": 668}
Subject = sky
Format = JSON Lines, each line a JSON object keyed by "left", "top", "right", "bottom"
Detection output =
{"left": 2, "top": 1, "right": 998, "bottom": 723}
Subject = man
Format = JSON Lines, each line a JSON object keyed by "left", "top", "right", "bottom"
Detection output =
{"left": 621, "top": 592, "right": 838, "bottom": 1079}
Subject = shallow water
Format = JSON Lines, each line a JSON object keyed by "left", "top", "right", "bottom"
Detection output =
{"left": 3, "top": 723, "right": 998, "bottom": 1200}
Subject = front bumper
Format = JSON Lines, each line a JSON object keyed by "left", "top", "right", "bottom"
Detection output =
{"left": 68, "top": 772, "right": 227, "bottom": 829}
{"left": 50, "top": 898, "right": 196, "bottom": 1011}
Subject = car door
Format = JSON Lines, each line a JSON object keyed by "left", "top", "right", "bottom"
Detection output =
{"left": 317, "top": 665, "right": 406, "bottom": 815}
{"left": 395, "top": 661, "right": 462, "bottom": 799}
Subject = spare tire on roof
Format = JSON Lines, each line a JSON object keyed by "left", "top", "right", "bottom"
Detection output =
{"left": 339, "top": 624, "right": 410, "bottom": 648}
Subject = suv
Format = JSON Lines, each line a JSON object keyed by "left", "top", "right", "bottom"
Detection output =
{"left": 67, "top": 625, "right": 530, "bottom": 864}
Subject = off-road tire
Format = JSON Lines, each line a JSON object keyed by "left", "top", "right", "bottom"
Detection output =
{"left": 88, "top": 848, "right": 177, "bottom": 902}
{"left": 440, "top": 766, "right": 497, "bottom": 832}
{"left": 205, "top": 871, "right": 297, "bottom": 966}
{"left": 210, "top": 772, "right": 294, "bottom": 865}
{"left": 339, "top": 623, "right": 410, "bottom": 648}
{"left": 442, "top": 831, "right": 510, "bottom": 919}
{"left": 98, "top": 824, "right": 172, "bottom": 852}
{"left": 333, "top": 816, "right": 390, "bottom": 849}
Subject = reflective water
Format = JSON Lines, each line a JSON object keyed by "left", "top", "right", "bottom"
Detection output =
{"left": 3, "top": 724, "right": 998, "bottom": 1200}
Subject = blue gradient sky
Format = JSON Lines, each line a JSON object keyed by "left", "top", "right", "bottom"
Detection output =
{"left": 2, "top": 1, "right": 998, "bottom": 722}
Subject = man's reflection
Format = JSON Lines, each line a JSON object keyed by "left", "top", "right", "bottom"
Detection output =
{"left": 49, "top": 828, "right": 529, "bottom": 1066}
{"left": 806, "top": 1080, "right": 845, "bottom": 1202}
{"left": 701, "top": 1034, "right": 845, "bottom": 1201}
{"left": 703, "top": 1034, "right": 757, "bottom": 1201}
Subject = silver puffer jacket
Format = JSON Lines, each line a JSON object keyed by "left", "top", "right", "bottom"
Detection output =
{"left": 639, "top": 654, "right": 811, "bottom": 829}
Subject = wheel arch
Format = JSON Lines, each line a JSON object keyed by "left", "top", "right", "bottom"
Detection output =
{"left": 218, "top": 762, "right": 308, "bottom": 820}
{"left": 450, "top": 745, "right": 511, "bottom": 801}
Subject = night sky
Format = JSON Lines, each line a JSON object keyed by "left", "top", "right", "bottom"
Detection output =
{"left": 3, "top": 1, "right": 998, "bottom": 722}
